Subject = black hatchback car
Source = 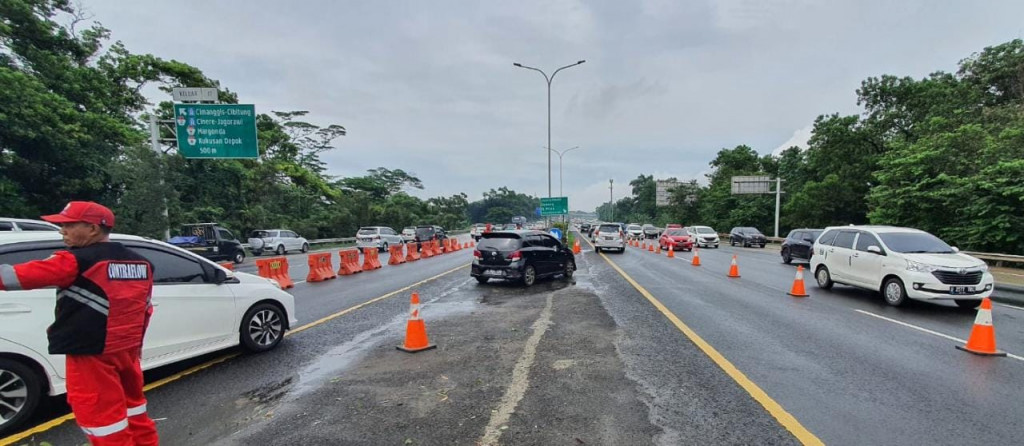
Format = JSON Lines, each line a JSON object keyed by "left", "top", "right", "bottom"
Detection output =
{"left": 780, "top": 228, "right": 824, "bottom": 264}
{"left": 472, "top": 230, "right": 576, "bottom": 286}
{"left": 729, "top": 227, "right": 767, "bottom": 248}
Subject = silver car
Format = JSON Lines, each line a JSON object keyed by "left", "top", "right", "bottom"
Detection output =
{"left": 356, "top": 226, "right": 404, "bottom": 252}
{"left": 594, "top": 223, "right": 626, "bottom": 253}
{"left": 248, "top": 229, "right": 310, "bottom": 256}
{"left": 0, "top": 218, "right": 60, "bottom": 232}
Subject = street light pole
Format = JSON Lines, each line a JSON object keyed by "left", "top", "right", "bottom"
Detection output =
{"left": 544, "top": 145, "right": 580, "bottom": 197}
{"left": 513, "top": 60, "right": 586, "bottom": 199}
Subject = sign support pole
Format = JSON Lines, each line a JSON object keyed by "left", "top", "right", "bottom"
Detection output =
{"left": 150, "top": 114, "right": 171, "bottom": 241}
{"left": 774, "top": 177, "right": 782, "bottom": 238}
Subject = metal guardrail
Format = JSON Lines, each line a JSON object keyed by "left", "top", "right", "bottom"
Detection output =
{"left": 719, "top": 234, "right": 1024, "bottom": 265}
{"left": 240, "top": 230, "right": 470, "bottom": 250}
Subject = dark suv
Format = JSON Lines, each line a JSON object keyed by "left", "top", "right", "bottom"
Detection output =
{"left": 414, "top": 225, "right": 448, "bottom": 250}
{"left": 471, "top": 230, "right": 576, "bottom": 286}
{"left": 781, "top": 228, "right": 823, "bottom": 264}
{"left": 729, "top": 227, "right": 767, "bottom": 248}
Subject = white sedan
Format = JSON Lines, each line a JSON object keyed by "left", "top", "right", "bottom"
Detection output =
{"left": 0, "top": 232, "right": 298, "bottom": 435}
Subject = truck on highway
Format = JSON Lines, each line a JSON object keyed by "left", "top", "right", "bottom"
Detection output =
{"left": 168, "top": 223, "right": 247, "bottom": 264}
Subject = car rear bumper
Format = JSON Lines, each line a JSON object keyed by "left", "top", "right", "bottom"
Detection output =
{"left": 471, "top": 263, "right": 524, "bottom": 279}
{"left": 356, "top": 240, "right": 384, "bottom": 249}
{"left": 595, "top": 239, "right": 626, "bottom": 249}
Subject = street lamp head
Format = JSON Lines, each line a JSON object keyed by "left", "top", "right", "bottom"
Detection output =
{"left": 513, "top": 62, "right": 523, "bottom": 67}
{"left": 577, "top": 60, "right": 586, "bottom": 65}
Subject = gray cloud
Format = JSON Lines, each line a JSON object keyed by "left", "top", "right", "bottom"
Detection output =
{"left": 83, "top": 0, "right": 1024, "bottom": 210}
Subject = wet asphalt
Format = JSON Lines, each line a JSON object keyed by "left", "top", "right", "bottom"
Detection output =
{"left": 6, "top": 233, "right": 1024, "bottom": 445}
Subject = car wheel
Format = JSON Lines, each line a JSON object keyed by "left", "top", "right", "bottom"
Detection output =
{"left": 782, "top": 248, "right": 792, "bottom": 264}
{"left": 595, "top": 247, "right": 601, "bottom": 253}
{"left": 563, "top": 261, "right": 575, "bottom": 279}
{"left": 955, "top": 299, "right": 982, "bottom": 309}
{"left": 233, "top": 250, "right": 245, "bottom": 264}
{"left": 380, "top": 242, "right": 388, "bottom": 253}
{"left": 475, "top": 276, "right": 489, "bottom": 284}
{"left": 522, "top": 265, "right": 536, "bottom": 287}
{"left": 301, "top": 243, "right": 309, "bottom": 253}
{"left": 276, "top": 245, "right": 285, "bottom": 256}
{"left": 882, "top": 277, "right": 908, "bottom": 306}
{"left": 731, "top": 239, "right": 736, "bottom": 246}
{"left": 815, "top": 266, "right": 834, "bottom": 290}
{"left": 240, "top": 303, "right": 285, "bottom": 353}
{"left": 0, "top": 358, "right": 42, "bottom": 437}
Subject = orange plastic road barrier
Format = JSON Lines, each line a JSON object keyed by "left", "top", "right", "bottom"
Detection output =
{"left": 217, "top": 261, "right": 234, "bottom": 271}
{"left": 727, "top": 254, "right": 741, "bottom": 278}
{"left": 305, "top": 252, "right": 337, "bottom": 282}
{"left": 787, "top": 265, "right": 809, "bottom": 297}
{"left": 397, "top": 292, "right": 437, "bottom": 353}
{"left": 337, "top": 249, "right": 363, "bottom": 276}
{"left": 421, "top": 241, "right": 435, "bottom": 258}
{"left": 388, "top": 244, "right": 407, "bottom": 265}
{"left": 691, "top": 247, "right": 701, "bottom": 266}
{"left": 256, "top": 257, "right": 294, "bottom": 289}
{"left": 363, "top": 247, "right": 383, "bottom": 271}
{"left": 956, "top": 298, "right": 1006, "bottom": 356}
{"left": 406, "top": 243, "right": 421, "bottom": 262}
{"left": 667, "top": 244, "right": 675, "bottom": 258}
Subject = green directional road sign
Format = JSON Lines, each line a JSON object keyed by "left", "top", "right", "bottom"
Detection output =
{"left": 540, "top": 197, "right": 569, "bottom": 216}
{"left": 173, "top": 104, "right": 259, "bottom": 159}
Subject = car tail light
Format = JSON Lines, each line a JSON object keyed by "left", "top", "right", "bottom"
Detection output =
{"left": 508, "top": 250, "right": 522, "bottom": 260}
{"left": 473, "top": 250, "right": 482, "bottom": 259}
{"left": 619, "top": 231, "right": 625, "bottom": 238}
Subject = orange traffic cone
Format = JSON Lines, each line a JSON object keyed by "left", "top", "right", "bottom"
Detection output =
{"left": 727, "top": 255, "right": 740, "bottom": 278}
{"left": 956, "top": 298, "right": 1006, "bottom": 356}
{"left": 648, "top": 243, "right": 654, "bottom": 252}
{"left": 787, "top": 265, "right": 809, "bottom": 297}
{"left": 573, "top": 239, "right": 581, "bottom": 254}
{"left": 655, "top": 243, "right": 662, "bottom": 254}
{"left": 691, "top": 247, "right": 701, "bottom": 266}
{"left": 667, "top": 244, "right": 675, "bottom": 258}
{"left": 397, "top": 292, "right": 437, "bottom": 353}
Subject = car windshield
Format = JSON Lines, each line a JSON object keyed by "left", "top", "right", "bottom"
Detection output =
{"left": 665, "top": 229, "right": 686, "bottom": 236}
{"left": 251, "top": 230, "right": 270, "bottom": 238}
{"left": 357, "top": 228, "right": 378, "bottom": 235}
{"left": 878, "top": 232, "right": 955, "bottom": 254}
{"left": 478, "top": 235, "right": 520, "bottom": 251}
{"left": 599, "top": 224, "right": 621, "bottom": 233}
{"left": 627, "top": 225, "right": 641, "bottom": 231}
{"left": 696, "top": 227, "right": 716, "bottom": 234}
{"left": 415, "top": 227, "right": 435, "bottom": 237}
{"left": 742, "top": 227, "right": 762, "bottom": 234}
{"left": 809, "top": 230, "right": 823, "bottom": 240}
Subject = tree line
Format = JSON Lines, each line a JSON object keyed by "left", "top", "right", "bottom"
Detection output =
{"left": 598, "top": 39, "right": 1024, "bottom": 255}
{"left": 1, "top": 0, "right": 531, "bottom": 240}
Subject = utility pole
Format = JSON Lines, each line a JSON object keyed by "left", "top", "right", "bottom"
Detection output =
{"left": 609, "top": 179, "right": 614, "bottom": 221}
{"left": 774, "top": 176, "right": 782, "bottom": 238}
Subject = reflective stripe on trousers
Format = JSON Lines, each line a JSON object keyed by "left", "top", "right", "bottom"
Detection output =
{"left": 81, "top": 418, "right": 129, "bottom": 437}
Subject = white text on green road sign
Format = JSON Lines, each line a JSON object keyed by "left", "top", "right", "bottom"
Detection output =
{"left": 174, "top": 104, "right": 259, "bottom": 159}
{"left": 540, "top": 197, "right": 568, "bottom": 216}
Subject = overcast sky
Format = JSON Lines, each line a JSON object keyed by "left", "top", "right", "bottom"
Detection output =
{"left": 83, "top": 0, "right": 1024, "bottom": 212}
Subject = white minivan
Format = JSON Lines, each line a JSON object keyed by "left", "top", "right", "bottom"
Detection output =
{"left": 810, "top": 225, "right": 994, "bottom": 307}
{"left": 0, "top": 232, "right": 298, "bottom": 434}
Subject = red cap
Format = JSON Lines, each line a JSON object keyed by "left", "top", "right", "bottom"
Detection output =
{"left": 41, "top": 201, "right": 115, "bottom": 228}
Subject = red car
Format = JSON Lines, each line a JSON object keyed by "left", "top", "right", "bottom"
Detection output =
{"left": 659, "top": 228, "right": 693, "bottom": 251}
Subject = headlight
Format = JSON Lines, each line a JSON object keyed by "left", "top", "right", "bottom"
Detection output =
{"left": 977, "top": 263, "right": 989, "bottom": 272}
{"left": 906, "top": 260, "right": 939, "bottom": 272}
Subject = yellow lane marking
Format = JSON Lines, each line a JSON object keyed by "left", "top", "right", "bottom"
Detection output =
{"left": 581, "top": 233, "right": 824, "bottom": 445}
{"left": 0, "top": 263, "right": 469, "bottom": 445}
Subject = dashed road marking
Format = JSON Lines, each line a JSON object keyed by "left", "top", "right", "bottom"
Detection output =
{"left": 854, "top": 309, "right": 1024, "bottom": 362}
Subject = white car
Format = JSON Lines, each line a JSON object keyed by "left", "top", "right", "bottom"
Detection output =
{"left": 0, "top": 232, "right": 298, "bottom": 434}
{"left": 686, "top": 226, "right": 720, "bottom": 248}
{"left": 810, "top": 225, "right": 994, "bottom": 307}
{"left": 356, "top": 226, "right": 404, "bottom": 252}
{"left": 625, "top": 224, "right": 644, "bottom": 240}
{"left": 248, "top": 229, "right": 309, "bottom": 256}
{"left": 593, "top": 223, "right": 626, "bottom": 253}
{"left": 470, "top": 223, "right": 487, "bottom": 241}
{"left": 0, "top": 218, "right": 60, "bottom": 232}
{"left": 401, "top": 227, "right": 417, "bottom": 243}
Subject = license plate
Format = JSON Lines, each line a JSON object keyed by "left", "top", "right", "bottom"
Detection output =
{"left": 950, "top": 286, "right": 976, "bottom": 295}
{"left": 604, "top": 236, "right": 614, "bottom": 241}
{"left": 484, "top": 269, "right": 504, "bottom": 277}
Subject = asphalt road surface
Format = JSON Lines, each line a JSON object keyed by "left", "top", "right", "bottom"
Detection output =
{"left": 5, "top": 232, "right": 1023, "bottom": 445}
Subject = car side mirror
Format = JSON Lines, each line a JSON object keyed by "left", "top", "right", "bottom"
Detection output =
{"left": 867, "top": 246, "right": 883, "bottom": 255}
{"left": 951, "top": 246, "right": 959, "bottom": 253}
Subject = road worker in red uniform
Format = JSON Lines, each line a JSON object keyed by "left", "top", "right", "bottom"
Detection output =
{"left": 0, "top": 202, "right": 158, "bottom": 446}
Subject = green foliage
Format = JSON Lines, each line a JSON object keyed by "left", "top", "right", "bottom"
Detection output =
{"left": 466, "top": 187, "right": 539, "bottom": 224}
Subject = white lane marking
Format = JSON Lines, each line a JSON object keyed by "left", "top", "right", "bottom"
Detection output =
{"left": 854, "top": 309, "right": 1024, "bottom": 362}
{"left": 294, "top": 280, "right": 306, "bottom": 285}
{"left": 478, "top": 291, "right": 556, "bottom": 446}
{"left": 999, "top": 303, "right": 1024, "bottom": 311}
